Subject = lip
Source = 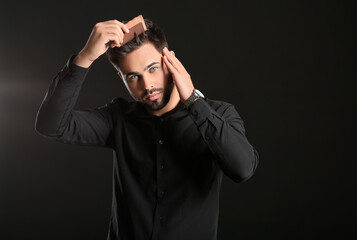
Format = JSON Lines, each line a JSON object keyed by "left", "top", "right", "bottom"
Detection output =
{"left": 146, "top": 92, "right": 161, "bottom": 101}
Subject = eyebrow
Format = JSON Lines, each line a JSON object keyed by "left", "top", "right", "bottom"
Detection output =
{"left": 125, "top": 62, "right": 160, "bottom": 78}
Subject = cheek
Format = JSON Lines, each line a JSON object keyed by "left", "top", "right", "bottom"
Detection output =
{"left": 148, "top": 69, "right": 165, "bottom": 87}
{"left": 124, "top": 81, "right": 142, "bottom": 99}
{"left": 158, "top": 68, "right": 166, "bottom": 79}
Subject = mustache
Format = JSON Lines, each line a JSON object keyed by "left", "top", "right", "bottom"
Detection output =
{"left": 142, "top": 88, "right": 164, "bottom": 99}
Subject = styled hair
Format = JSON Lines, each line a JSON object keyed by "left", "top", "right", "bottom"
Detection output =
{"left": 106, "top": 18, "right": 168, "bottom": 71}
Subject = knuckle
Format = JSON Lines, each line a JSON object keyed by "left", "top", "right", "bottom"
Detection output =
{"left": 97, "top": 31, "right": 104, "bottom": 38}
{"left": 93, "top": 23, "right": 102, "bottom": 31}
{"left": 113, "top": 19, "right": 123, "bottom": 26}
{"left": 117, "top": 26, "right": 124, "bottom": 34}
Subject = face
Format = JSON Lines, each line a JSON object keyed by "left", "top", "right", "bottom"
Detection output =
{"left": 117, "top": 42, "right": 173, "bottom": 111}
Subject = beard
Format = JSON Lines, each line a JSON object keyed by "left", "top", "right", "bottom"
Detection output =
{"left": 141, "top": 75, "right": 174, "bottom": 111}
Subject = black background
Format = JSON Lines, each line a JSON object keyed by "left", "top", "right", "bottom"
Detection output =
{"left": 0, "top": 0, "right": 355, "bottom": 239}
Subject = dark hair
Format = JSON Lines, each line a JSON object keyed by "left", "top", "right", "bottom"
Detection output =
{"left": 106, "top": 18, "right": 168, "bottom": 70}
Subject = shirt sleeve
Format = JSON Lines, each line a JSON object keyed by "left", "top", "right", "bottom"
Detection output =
{"left": 188, "top": 98, "right": 259, "bottom": 182}
{"left": 35, "top": 55, "right": 114, "bottom": 148}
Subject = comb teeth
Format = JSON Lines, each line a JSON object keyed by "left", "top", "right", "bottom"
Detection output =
{"left": 122, "top": 15, "right": 147, "bottom": 45}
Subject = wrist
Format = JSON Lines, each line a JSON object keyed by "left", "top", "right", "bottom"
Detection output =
{"left": 182, "top": 87, "right": 195, "bottom": 102}
{"left": 184, "top": 89, "right": 204, "bottom": 108}
{"left": 72, "top": 51, "right": 94, "bottom": 68}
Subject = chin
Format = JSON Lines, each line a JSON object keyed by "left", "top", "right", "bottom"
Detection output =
{"left": 144, "top": 83, "right": 174, "bottom": 111}
{"left": 144, "top": 97, "right": 167, "bottom": 111}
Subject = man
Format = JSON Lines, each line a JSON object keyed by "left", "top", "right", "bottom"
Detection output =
{"left": 35, "top": 17, "right": 259, "bottom": 240}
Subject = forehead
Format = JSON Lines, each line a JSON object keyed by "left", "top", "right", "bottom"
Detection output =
{"left": 118, "top": 42, "right": 162, "bottom": 74}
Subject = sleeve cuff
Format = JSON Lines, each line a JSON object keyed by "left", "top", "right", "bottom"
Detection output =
{"left": 67, "top": 54, "right": 91, "bottom": 75}
{"left": 57, "top": 55, "right": 90, "bottom": 84}
{"left": 188, "top": 98, "right": 213, "bottom": 126}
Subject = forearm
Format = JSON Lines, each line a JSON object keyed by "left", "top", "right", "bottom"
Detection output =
{"left": 35, "top": 55, "right": 89, "bottom": 137}
{"left": 189, "top": 98, "right": 259, "bottom": 182}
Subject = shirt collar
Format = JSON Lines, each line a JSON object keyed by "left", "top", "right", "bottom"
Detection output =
{"left": 130, "top": 101, "right": 187, "bottom": 120}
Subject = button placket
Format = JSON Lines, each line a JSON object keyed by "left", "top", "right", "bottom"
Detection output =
{"left": 151, "top": 118, "right": 168, "bottom": 239}
{"left": 155, "top": 119, "right": 166, "bottom": 222}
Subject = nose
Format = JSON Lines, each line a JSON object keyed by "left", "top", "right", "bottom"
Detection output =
{"left": 141, "top": 73, "right": 154, "bottom": 90}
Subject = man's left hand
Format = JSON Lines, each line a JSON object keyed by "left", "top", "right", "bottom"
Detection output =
{"left": 162, "top": 47, "right": 194, "bottom": 102}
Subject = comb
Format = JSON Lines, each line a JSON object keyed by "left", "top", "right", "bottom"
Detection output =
{"left": 122, "top": 14, "right": 147, "bottom": 45}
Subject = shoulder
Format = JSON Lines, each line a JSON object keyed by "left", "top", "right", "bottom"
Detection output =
{"left": 99, "top": 97, "right": 137, "bottom": 115}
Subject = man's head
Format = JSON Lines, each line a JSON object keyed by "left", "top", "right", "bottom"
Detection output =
{"left": 106, "top": 18, "right": 175, "bottom": 112}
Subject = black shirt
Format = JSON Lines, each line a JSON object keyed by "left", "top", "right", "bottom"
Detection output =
{"left": 35, "top": 55, "right": 259, "bottom": 240}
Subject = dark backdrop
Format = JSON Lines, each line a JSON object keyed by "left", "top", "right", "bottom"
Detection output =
{"left": 0, "top": 0, "right": 355, "bottom": 239}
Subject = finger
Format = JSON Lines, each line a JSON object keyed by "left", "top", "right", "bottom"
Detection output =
{"left": 169, "top": 50, "right": 186, "bottom": 70}
{"left": 163, "top": 48, "right": 181, "bottom": 72}
{"left": 163, "top": 48, "right": 185, "bottom": 72}
{"left": 106, "top": 20, "right": 130, "bottom": 33}
{"left": 102, "top": 26, "right": 124, "bottom": 39}
{"left": 105, "top": 34, "right": 122, "bottom": 48}
{"left": 105, "top": 32, "right": 122, "bottom": 48}
{"left": 101, "top": 27, "right": 124, "bottom": 46}
{"left": 115, "top": 21, "right": 130, "bottom": 34}
{"left": 101, "top": 21, "right": 129, "bottom": 33}
{"left": 102, "top": 24, "right": 126, "bottom": 36}
{"left": 163, "top": 55, "right": 178, "bottom": 76}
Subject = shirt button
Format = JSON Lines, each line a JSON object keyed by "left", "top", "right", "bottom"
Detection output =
{"left": 158, "top": 140, "right": 163, "bottom": 145}
{"left": 159, "top": 191, "right": 165, "bottom": 198}
{"left": 159, "top": 216, "right": 164, "bottom": 221}
{"left": 160, "top": 164, "right": 164, "bottom": 170}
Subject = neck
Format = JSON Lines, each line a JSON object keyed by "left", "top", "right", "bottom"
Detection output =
{"left": 147, "top": 85, "right": 180, "bottom": 117}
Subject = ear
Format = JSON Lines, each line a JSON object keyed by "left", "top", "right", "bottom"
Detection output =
{"left": 117, "top": 71, "right": 124, "bottom": 81}
{"left": 117, "top": 68, "right": 126, "bottom": 81}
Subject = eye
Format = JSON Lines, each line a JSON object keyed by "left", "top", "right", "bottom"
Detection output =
{"left": 150, "top": 66, "right": 158, "bottom": 72}
{"left": 128, "top": 75, "right": 138, "bottom": 81}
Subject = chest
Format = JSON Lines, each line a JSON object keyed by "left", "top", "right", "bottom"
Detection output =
{"left": 112, "top": 112, "right": 217, "bottom": 187}
{"left": 116, "top": 114, "right": 208, "bottom": 155}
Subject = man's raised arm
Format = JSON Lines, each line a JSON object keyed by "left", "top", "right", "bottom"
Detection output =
{"left": 35, "top": 20, "right": 129, "bottom": 147}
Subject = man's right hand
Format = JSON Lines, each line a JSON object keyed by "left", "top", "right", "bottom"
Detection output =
{"left": 73, "top": 20, "right": 130, "bottom": 68}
